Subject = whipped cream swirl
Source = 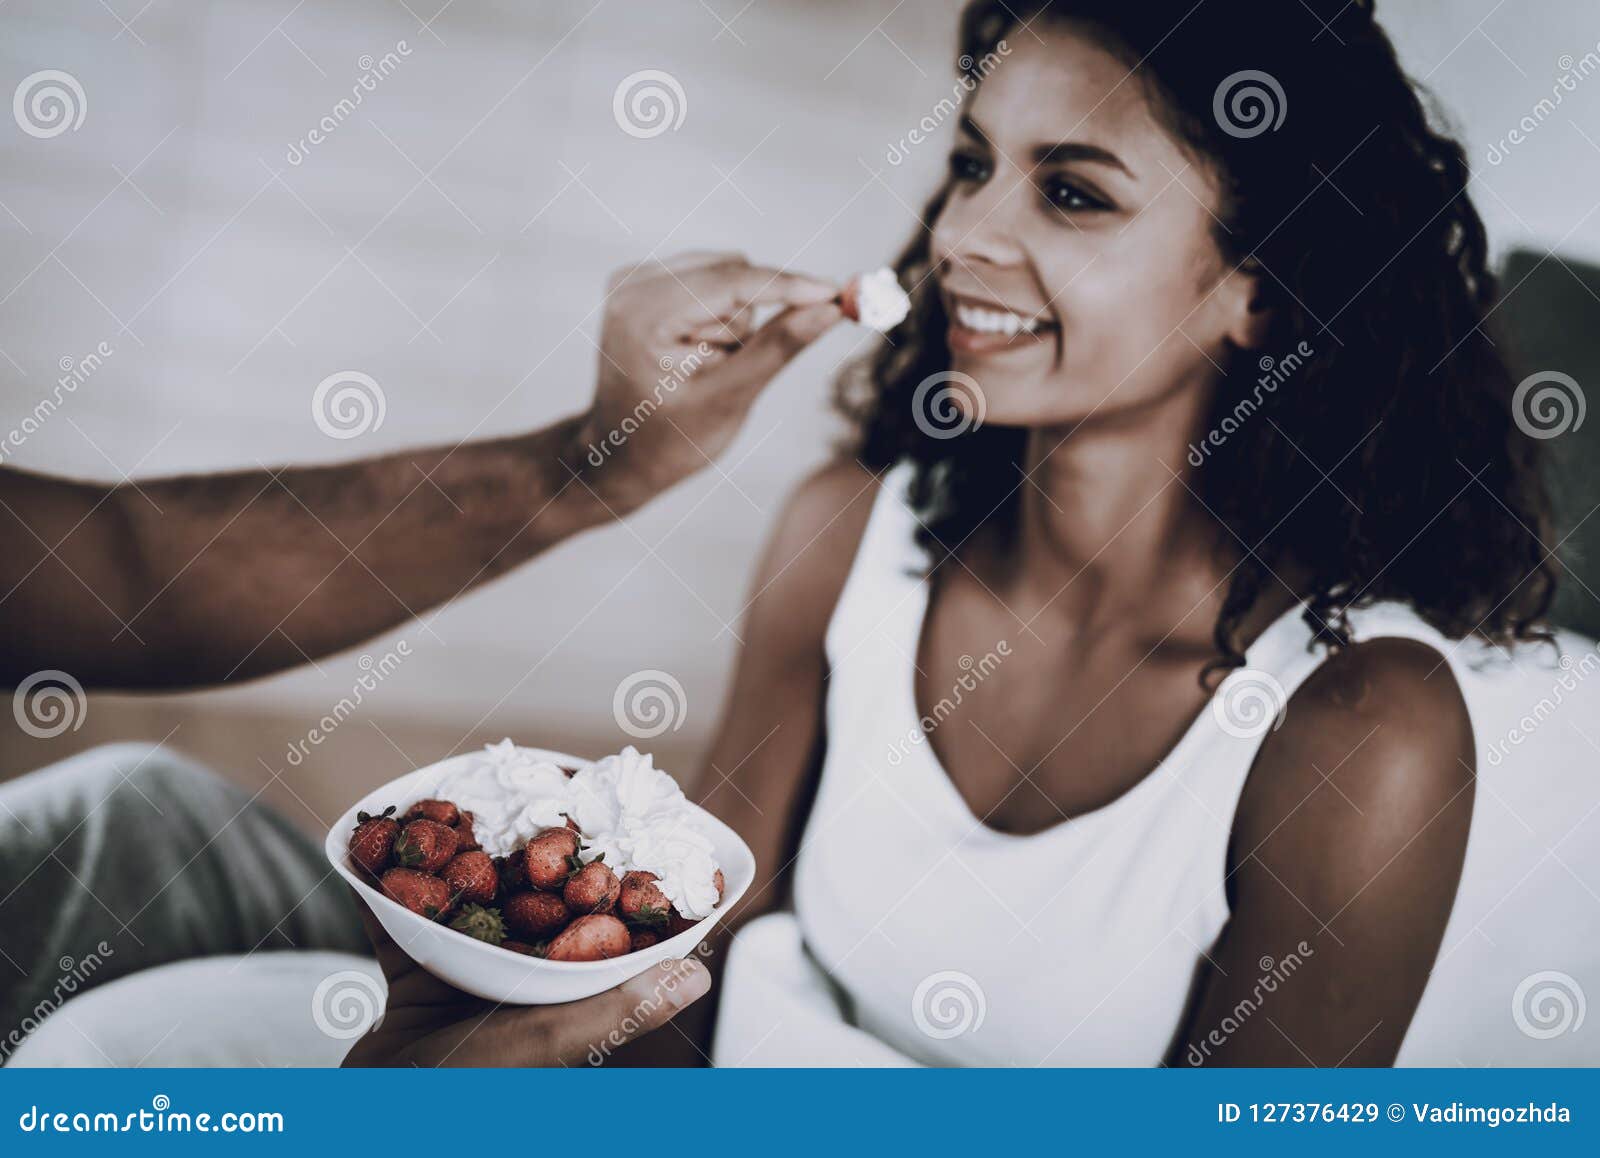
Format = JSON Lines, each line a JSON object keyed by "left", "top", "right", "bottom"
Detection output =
{"left": 434, "top": 741, "right": 723, "bottom": 920}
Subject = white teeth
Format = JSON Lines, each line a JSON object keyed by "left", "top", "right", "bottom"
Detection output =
{"left": 953, "top": 301, "right": 1041, "bottom": 335}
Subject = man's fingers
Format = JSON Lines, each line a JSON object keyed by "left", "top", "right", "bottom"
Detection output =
{"left": 675, "top": 263, "right": 838, "bottom": 320}
{"left": 707, "top": 301, "right": 843, "bottom": 389}
{"left": 352, "top": 891, "right": 416, "bottom": 982}
{"left": 658, "top": 250, "right": 744, "bottom": 272}
{"left": 543, "top": 957, "right": 712, "bottom": 1065}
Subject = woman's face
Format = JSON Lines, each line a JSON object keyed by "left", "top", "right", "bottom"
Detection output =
{"left": 930, "top": 26, "right": 1262, "bottom": 430}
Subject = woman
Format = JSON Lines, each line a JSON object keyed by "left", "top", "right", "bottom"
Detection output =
{"left": 702, "top": 0, "right": 1562, "bottom": 1066}
{"left": 355, "top": 0, "right": 1571, "bottom": 1068}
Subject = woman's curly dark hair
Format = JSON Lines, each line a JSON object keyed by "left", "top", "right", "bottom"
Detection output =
{"left": 836, "top": 0, "right": 1557, "bottom": 673}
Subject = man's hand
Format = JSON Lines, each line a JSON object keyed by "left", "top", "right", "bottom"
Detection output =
{"left": 342, "top": 901, "right": 712, "bottom": 1067}
{"left": 576, "top": 252, "right": 842, "bottom": 511}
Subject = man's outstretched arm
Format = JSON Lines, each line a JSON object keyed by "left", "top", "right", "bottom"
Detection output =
{"left": 0, "top": 418, "right": 603, "bottom": 688}
{"left": 0, "top": 256, "right": 840, "bottom": 689}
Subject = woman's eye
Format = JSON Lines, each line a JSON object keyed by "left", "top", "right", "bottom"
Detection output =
{"left": 1042, "top": 175, "right": 1107, "bottom": 213}
{"left": 948, "top": 151, "right": 991, "bottom": 184}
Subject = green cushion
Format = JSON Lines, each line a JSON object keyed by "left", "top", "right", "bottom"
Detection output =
{"left": 1497, "top": 249, "right": 1600, "bottom": 638}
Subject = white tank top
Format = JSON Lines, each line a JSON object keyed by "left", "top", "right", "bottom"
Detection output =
{"left": 789, "top": 461, "right": 1600, "bottom": 1066}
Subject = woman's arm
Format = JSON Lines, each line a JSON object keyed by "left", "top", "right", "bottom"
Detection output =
{"left": 1173, "top": 636, "right": 1476, "bottom": 1066}
{"left": 0, "top": 255, "right": 840, "bottom": 690}
{"left": 605, "top": 458, "right": 884, "bottom": 1065}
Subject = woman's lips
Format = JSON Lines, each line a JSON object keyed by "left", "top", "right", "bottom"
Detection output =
{"left": 947, "top": 318, "right": 1055, "bottom": 354}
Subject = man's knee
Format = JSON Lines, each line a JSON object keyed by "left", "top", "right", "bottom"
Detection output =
{"left": 3, "top": 741, "right": 235, "bottom": 820}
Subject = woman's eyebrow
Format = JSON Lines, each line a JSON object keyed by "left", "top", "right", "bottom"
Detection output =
{"left": 957, "top": 114, "right": 1133, "bottom": 179}
{"left": 1031, "top": 140, "right": 1133, "bottom": 177}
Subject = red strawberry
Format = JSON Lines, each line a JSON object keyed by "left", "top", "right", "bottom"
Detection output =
{"left": 448, "top": 903, "right": 505, "bottom": 945}
{"left": 496, "top": 850, "right": 530, "bottom": 892}
{"left": 392, "top": 819, "right": 458, "bottom": 873}
{"left": 502, "top": 940, "right": 545, "bottom": 957}
{"left": 839, "top": 276, "right": 863, "bottom": 324}
{"left": 629, "top": 928, "right": 662, "bottom": 953}
{"left": 441, "top": 851, "right": 497, "bottom": 905}
{"left": 454, "top": 811, "right": 481, "bottom": 853}
{"left": 564, "top": 860, "right": 621, "bottom": 914}
{"left": 503, "top": 891, "right": 571, "bottom": 939}
{"left": 617, "top": 871, "right": 671, "bottom": 926}
{"left": 714, "top": 868, "right": 726, "bottom": 902}
{"left": 348, "top": 805, "right": 399, "bottom": 875}
{"left": 522, "top": 828, "right": 581, "bottom": 891}
{"left": 380, "top": 868, "right": 452, "bottom": 920}
{"left": 403, "top": 798, "right": 461, "bottom": 826}
{"left": 546, "top": 914, "right": 631, "bottom": 962}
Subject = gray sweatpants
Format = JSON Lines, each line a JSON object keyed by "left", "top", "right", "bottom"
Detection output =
{"left": 0, "top": 743, "right": 368, "bottom": 1041}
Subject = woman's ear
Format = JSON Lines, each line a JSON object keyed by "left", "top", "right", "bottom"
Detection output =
{"left": 1223, "top": 259, "right": 1273, "bottom": 350}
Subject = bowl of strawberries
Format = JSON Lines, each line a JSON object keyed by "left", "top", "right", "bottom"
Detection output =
{"left": 324, "top": 742, "right": 754, "bottom": 1005}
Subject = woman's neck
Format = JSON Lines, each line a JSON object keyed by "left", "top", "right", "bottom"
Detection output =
{"left": 1003, "top": 407, "right": 1232, "bottom": 635}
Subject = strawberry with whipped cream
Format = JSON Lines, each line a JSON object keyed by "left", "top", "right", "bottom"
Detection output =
{"left": 840, "top": 267, "right": 911, "bottom": 332}
{"left": 435, "top": 741, "right": 724, "bottom": 921}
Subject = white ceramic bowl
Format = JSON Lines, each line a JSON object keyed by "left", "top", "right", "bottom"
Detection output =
{"left": 325, "top": 746, "right": 755, "bottom": 1005}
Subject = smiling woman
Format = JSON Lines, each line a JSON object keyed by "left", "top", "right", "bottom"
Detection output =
{"left": 690, "top": 0, "right": 1588, "bottom": 1069}
{"left": 841, "top": 0, "right": 1555, "bottom": 667}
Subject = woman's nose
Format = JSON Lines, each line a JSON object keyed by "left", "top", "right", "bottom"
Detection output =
{"left": 931, "top": 178, "right": 1026, "bottom": 273}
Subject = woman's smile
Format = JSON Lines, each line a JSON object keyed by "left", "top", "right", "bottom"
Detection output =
{"left": 943, "top": 288, "right": 1059, "bottom": 356}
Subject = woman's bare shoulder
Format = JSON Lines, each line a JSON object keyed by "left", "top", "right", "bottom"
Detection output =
{"left": 744, "top": 458, "right": 887, "bottom": 645}
{"left": 1232, "top": 635, "right": 1475, "bottom": 904}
